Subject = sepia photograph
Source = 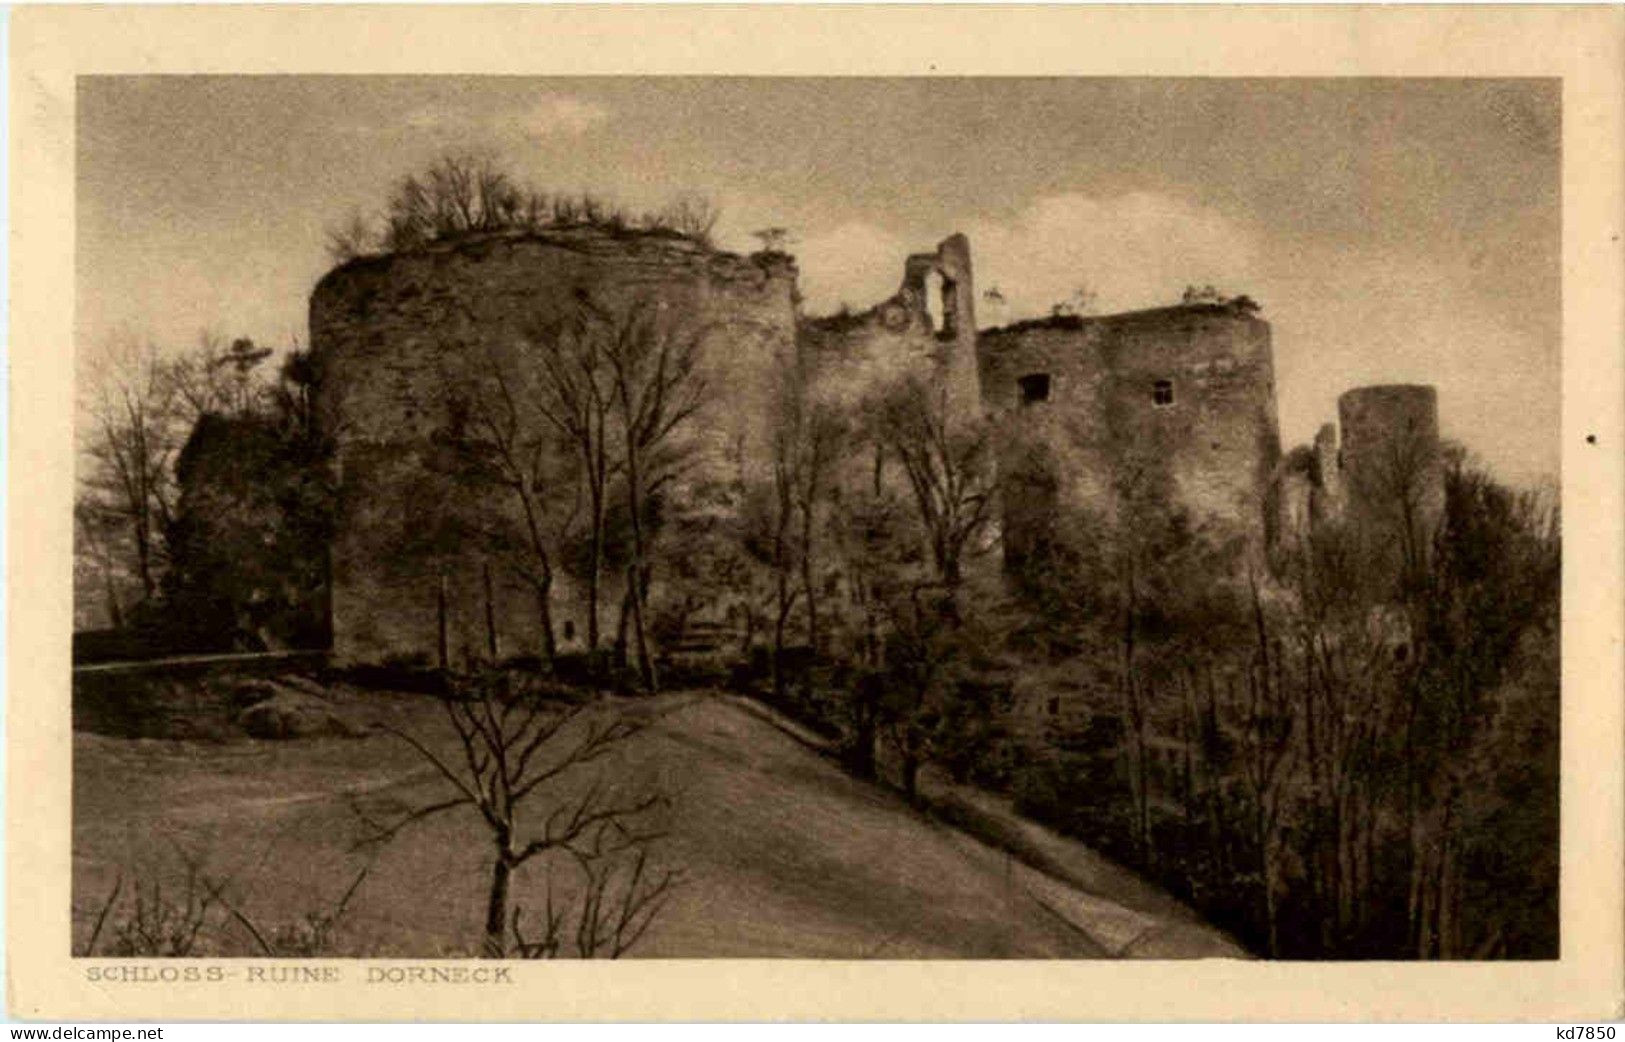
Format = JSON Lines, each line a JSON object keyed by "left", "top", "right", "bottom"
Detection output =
{"left": 10, "top": 3, "right": 1623, "bottom": 1024}
{"left": 68, "top": 73, "right": 1561, "bottom": 962}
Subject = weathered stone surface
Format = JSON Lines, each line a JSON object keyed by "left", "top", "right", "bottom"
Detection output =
{"left": 978, "top": 302, "right": 1282, "bottom": 546}
{"left": 311, "top": 227, "right": 799, "bottom": 666}
{"left": 226, "top": 677, "right": 282, "bottom": 710}
{"left": 167, "top": 413, "right": 331, "bottom": 653}
{"left": 1273, "top": 387, "right": 1444, "bottom": 559}
{"left": 801, "top": 234, "right": 980, "bottom": 417}
{"left": 273, "top": 673, "right": 332, "bottom": 699}
{"left": 1335, "top": 383, "right": 1445, "bottom": 573}
{"left": 310, "top": 224, "right": 1444, "bottom": 670}
{"left": 1337, "top": 384, "right": 1444, "bottom": 521}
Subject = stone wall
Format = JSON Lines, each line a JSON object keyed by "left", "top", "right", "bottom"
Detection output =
{"left": 1273, "top": 385, "right": 1444, "bottom": 576}
{"left": 311, "top": 227, "right": 798, "bottom": 666}
{"left": 978, "top": 302, "right": 1282, "bottom": 550}
{"left": 310, "top": 221, "right": 1443, "bottom": 668}
{"left": 800, "top": 234, "right": 980, "bottom": 417}
{"left": 1310, "top": 422, "right": 1344, "bottom": 524}
{"left": 1336, "top": 383, "right": 1445, "bottom": 568}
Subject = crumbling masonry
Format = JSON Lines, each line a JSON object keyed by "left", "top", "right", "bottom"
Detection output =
{"left": 311, "top": 228, "right": 1441, "bottom": 666}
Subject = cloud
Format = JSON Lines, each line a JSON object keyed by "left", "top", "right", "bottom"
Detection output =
{"left": 1259, "top": 246, "right": 1559, "bottom": 485}
{"left": 792, "top": 223, "right": 911, "bottom": 315}
{"left": 777, "top": 192, "right": 1554, "bottom": 484}
{"left": 782, "top": 191, "right": 1265, "bottom": 322}
{"left": 515, "top": 95, "right": 610, "bottom": 138}
{"left": 378, "top": 94, "right": 610, "bottom": 139}
{"left": 962, "top": 192, "right": 1266, "bottom": 323}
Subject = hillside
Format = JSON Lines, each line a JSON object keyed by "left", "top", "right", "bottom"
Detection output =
{"left": 73, "top": 688, "right": 1242, "bottom": 958}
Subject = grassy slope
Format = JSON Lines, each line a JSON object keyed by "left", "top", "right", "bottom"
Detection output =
{"left": 73, "top": 690, "right": 1106, "bottom": 958}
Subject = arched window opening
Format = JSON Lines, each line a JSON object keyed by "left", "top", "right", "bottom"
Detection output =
{"left": 923, "top": 269, "right": 946, "bottom": 334}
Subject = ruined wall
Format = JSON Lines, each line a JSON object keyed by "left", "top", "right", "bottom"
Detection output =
{"left": 311, "top": 227, "right": 798, "bottom": 666}
{"left": 1310, "top": 422, "right": 1344, "bottom": 524}
{"left": 1274, "top": 422, "right": 1346, "bottom": 547}
{"left": 1273, "top": 386, "right": 1443, "bottom": 574}
{"left": 978, "top": 302, "right": 1282, "bottom": 551}
{"left": 1277, "top": 466, "right": 1315, "bottom": 541}
{"left": 800, "top": 234, "right": 980, "bottom": 416}
{"left": 790, "top": 233, "right": 1004, "bottom": 595}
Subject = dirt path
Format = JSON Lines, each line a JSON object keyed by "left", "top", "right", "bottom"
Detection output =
{"left": 723, "top": 693, "right": 1248, "bottom": 958}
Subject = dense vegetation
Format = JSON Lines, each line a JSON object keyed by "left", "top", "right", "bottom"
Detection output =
{"left": 325, "top": 152, "right": 720, "bottom": 262}
{"left": 730, "top": 335, "right": 1559, "bottom": 958}
{"left": 997, "top": 454, "right": 1559, "bottom": 958}
{"left": 76, "top": 336, "right": 332, "bottom": 652}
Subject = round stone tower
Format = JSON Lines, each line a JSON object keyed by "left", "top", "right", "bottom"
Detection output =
{"left": 1337, "top": 383, "right": 1444, "bottom": 568}
{"left": 310, "top": 227, "right": 798, "bottom": 666}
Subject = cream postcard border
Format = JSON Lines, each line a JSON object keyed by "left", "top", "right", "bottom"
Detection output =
{"left": 9, "top": 4, "right": 1623, "bottom": 1022}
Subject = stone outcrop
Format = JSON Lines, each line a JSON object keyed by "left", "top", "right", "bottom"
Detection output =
{"left": 236, "top": 684, "right": 365, "bottom": 740}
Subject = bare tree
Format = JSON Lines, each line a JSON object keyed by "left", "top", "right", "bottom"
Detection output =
{"left": 79, "top": 337, "right": 186, "bottom": 601}
{"left": 1050, "top": 284, "right": 1098, "bottom": 318}
{"left": 1181, "top": 284, "right": 1225, "bottom": 305}
{"left": 433, "top": 292, "right": 688, "bottom": 676}
{"left": 823, "top": 458, "right": 913, "bottom": 779}
{"left": 1233, "top": 575, "right": 1297, "bottom": 956}
{"left": 79, "top": 836, "right": 377, "bottom": 958}
{"left": 338, "top": 154, "right": 729, "bottom": 269}
{"left": 750, "top": 227, "right": 794, "bottom": 254}
{"left": 597, "top": 300, "right": 710, "bottom": 691}
{"left": 358, "top": 669, "right": 673, "bottom": 957}
{"left": 875, "top": 584, "right": 956, "bottom": 803}
{"left": 325, "top": 209, "right": 377, "bottom": 264}
{"left": 75, "top": 496, "right": 130, "bottom": 629}
{"left": 269, "top": 346, "right": 322, "bottom": 449}
{"left": 761, "top": 423, "right": 801, "bottom": 699}
{"left": 1398, "top": 457, "right": 1559, "bottom": 957}
{"left": 658, "top": 193, "right": 721, "bottom": 246}
{"left": 871, "top": 376, "right": 998, "bottom": 597}
{"left": 807, "top": 374, "right": 1003, "bottom": 800}
{"left": 99, "top": 856, "right": 220, "bottom": 957}
{"left": 792, "top": 400, "right": 844, "bottom": 660}
{"left": 441, "top": 342, "right": 585, "bottom": 667}
{"left": 506, "top": 304, "right": 624, "bottom": 668}
{"left": 1347, "top": 417, "right": 1442, "bottom": 596}
{"left": 510, "top": 841, "right": 682, "bottom": 959}
{"left": 166, "top": 332, "right": 274, "bottom": 424}
{"left": 753, "top": 354, "right": 846, "bottom": 695}
{"left": 382, "top": 152, "right": 528, "bottom": 253}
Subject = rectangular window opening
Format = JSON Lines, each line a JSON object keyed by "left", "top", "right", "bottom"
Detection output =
{"left": 1153, "top": 379, "right": 1175, "bottom": 406}
{"left": 1018, "top": 373, "right": 1051, "bottom": 406}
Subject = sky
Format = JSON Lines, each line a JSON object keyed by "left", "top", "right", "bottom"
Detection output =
{"left": 77, "top": 77, "right": 1560, "bottom": 485}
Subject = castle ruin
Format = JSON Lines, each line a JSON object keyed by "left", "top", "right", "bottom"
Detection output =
{"left": 310, "top": 228, "right": 1442, "bottom": 666}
